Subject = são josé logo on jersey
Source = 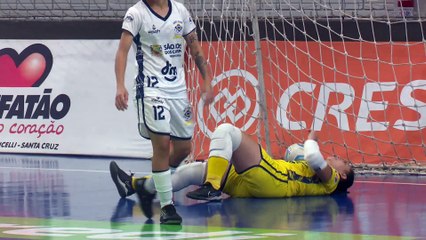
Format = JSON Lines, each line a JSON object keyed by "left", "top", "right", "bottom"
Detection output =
{"left": 183, "top": 106, "right": 192, "bottom": 122}
{"left": 197, "top": 69, "right": 260, "bottom": 137}
{"left": 173, "top": 20, "right": 183, "bottom": 35}
{"left": 0, "top": 44, "right": 53, "bottom": 87}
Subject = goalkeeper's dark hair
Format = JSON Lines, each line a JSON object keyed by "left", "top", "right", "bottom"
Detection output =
{"left": 333, "top": 168, "right": 355, "bottom": 194}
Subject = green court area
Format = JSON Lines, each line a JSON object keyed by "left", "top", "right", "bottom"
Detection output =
{"left": 0, "top": 217, "right": 415, "bottom": 240}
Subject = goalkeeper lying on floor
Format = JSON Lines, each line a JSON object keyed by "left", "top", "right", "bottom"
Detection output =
{"left": 110, "top": 123, "right": 355, "bottom": 219}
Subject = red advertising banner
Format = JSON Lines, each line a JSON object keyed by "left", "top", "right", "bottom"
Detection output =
{"left": 193, "top": 41, "right": 426, "bottom": 165}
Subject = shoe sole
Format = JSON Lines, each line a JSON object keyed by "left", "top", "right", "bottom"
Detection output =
{"left": 186, "top": 194, "right": 222, "bottom": 201}
{"left": 160, "top": 219, "right": 182, "bottom": 225}
{"left": 109, "top": 161, "right": 127, "bottom": 198}
{"left": 138, "top": 197, "right": 154, "bottom": 219}
{"left": 186, "top": 194, "right": 222, "bottom": 202}
{"left": 135, "top": 178, "right": 154, "bottom": 219}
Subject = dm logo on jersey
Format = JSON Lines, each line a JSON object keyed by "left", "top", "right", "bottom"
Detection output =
{"left": 150, "top": 44, "right": 163, "bottom": 57}
{"left": 161, "top": 61, "right": 177, "bottom": 81}
{"left": 0, "top": 44, "right": 53, "bottom": 87}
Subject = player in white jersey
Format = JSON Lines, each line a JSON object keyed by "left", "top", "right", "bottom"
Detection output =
{"left": 113, "top": 0, "right": 214, "bottom": 225}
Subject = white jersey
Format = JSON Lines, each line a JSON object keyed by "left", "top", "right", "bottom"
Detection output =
{"left": 122, "top": 0, "right": 196, "bottom": 99}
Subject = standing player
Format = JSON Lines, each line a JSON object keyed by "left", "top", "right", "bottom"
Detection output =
{"left": 113, "top": 0, "right": 214, "bottom": 225}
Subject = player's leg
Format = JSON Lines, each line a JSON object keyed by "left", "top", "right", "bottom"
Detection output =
{"left": 109, "top": 160, "right": 206, "bottom": 218}
{"left": 186, "top": 123, "right": 238, "bottom": 200}
{"left": 230, "top": 132, "right": 262, "bottom": 171}
{"left": 169, "top": 139, "right": 192, "bottom": 169}
{"left": 109, "top": 160, "right": 156, "bottom": 218}
{"left": 186, "top": 123, "right": 261, "bottom": 200}
{"left": 168, "top": 98, "right": 194, "bottom": 169}
{"left": 136, "top": 161, "right": 207, "bottom": 194}
{"left": 109, "top": 160, "right": 135, "bottom": 198}
{"left": 149, "top": 133, "right": 183, "bottom": 224}
{"left": 137, "top": 96, "right": 181, "bottom": 224}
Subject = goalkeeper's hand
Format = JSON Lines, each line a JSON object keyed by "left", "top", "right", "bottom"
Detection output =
{"left": 304, "top": 131, "right": 327, "bottom": 171}
{"left": 307, "top": 130, "right": 318, "bottom": 141}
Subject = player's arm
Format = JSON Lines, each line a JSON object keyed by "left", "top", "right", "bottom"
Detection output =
{"left": 304, "top": 131, "right": 333, "bottom": 182}
{"left": 114, "top": 30, "right": 133, "bottom": 111}
{"left": 184, "top": 31, "right": 214, "bottom": 105}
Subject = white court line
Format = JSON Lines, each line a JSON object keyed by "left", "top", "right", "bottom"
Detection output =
{"left": 0, "top": 166, "right": 151, "bottom": 175}
{"left": 1, "top": 166, "right": 426, "bottom": 186}
{"left": 356, "top": 180, "right": 426, "bottom": 186}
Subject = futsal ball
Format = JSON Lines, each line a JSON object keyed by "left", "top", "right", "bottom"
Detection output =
{"left": 285, "top": 143, "right": 305, "bottom": 161}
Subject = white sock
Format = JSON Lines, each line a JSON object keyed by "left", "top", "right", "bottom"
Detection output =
{"left": 172, "top": 161, "right": 206, "bottom": 191}
{"left": 145, "top": 161, "right": 207, "bottom": 193}
{"left": 152, "top": 169, "right": 173, "bottom": 208}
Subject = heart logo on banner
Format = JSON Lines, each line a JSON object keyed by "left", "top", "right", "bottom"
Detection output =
{"left": 0, "top": 44, "right": 53, "bottom": 87}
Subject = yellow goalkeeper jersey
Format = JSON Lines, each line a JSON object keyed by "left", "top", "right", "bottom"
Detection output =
{"left": 222, "top": 146, "right": 340, "bottom": 198}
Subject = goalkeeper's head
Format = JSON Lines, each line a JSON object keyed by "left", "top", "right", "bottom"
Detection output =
{"left": 327, "top": 157, "right": 355, "bottom": 194}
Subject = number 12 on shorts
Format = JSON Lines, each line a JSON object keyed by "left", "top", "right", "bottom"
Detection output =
{"left": 153, "top": 105, "right": 165, "bottom": 120}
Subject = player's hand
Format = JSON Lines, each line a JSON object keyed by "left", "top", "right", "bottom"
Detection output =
{"left": 115, "top": 85, "right": 128, "bottom": 111}
{"left": 307, "top": 130, "right": 318, "bottom": 141}
{"left": 202, "top": 84, "right": 214, "bottom": 106}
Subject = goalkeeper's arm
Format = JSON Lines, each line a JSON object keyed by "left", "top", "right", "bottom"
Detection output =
{"left": 304, "top": 131, "right": 333, "bottom": 182}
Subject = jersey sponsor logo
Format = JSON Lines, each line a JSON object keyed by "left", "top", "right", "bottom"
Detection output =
{"left": 173, "top": 20, "right": 184, "bottom": 34}
{"left": 150, "top": 97, "right": 164, "bottom": 104}
{"left": 150, "top": 44, "right": 162, "bottom": 57}
{"left": 124, "top": 14, "right": 134, "bottom": 22}
{"left": 175, "top": 23, "right": 183, "bottom": 34}
{"left": 148, "top": 24, "right": 160, "bottom": 34}
{"left": 183, "top": 106, "right": 192, "bottom": 121}
{"left": 163, "top": 43, "right": 182, "bottom": 57}
{"left": 174, "top": 34, "right": 183, "bottom": 39}
{"left": 161, "top": 61, "right": 178, "bottom": 81}
{"left": 0, "top": 43, "right": 70, "bottom": 151}
{"left": 0, "top": 44, "right": 52, "bottom": 87}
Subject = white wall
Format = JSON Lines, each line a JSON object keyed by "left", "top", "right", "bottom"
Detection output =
{"left": 0, "top": 0, "right": 410, "bottom": 19}
{"left": 417, "top": 0, "right": 426, "bottom": 17}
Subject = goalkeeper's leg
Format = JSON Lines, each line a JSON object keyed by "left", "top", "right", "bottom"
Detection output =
{"left": 187, "top": 123, "right": 262, "bottom": 201}
{"left": 137, "top": 161, "right": 207, "bottom": 194}
{"left": 110, "top": 160, "right": 206, "bottom": 218}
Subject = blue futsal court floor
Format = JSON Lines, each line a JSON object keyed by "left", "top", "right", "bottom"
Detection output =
{"left": 0, "top": 153, "right": 425, "bottom": 239}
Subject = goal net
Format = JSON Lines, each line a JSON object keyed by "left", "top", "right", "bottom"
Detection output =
{"left": 184, "top": 0, "right": 426, "bottom": 174}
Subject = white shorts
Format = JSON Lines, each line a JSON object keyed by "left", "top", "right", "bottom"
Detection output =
{"left": 136, "top": 96, "right": 194, "bottom": 140}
